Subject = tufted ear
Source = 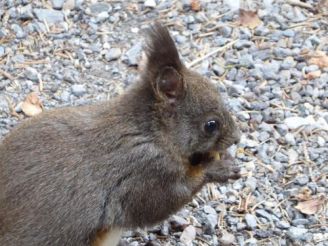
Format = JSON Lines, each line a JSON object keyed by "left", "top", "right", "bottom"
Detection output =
{"left": 143, "top": 23, "right": 185, "bottom": 103}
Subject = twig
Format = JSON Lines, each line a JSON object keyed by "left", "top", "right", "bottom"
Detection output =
{"left": 257, "top": 160, "right": 275, "bottom": 173}
{"left": 186, "top": 40, "right": 237, "bottom": 68}
{"left": 0, "top": 68, "right": 15, "bottom": 81}
{"left": 287, "top": 0, "right": 313, "bottom": 10}
{"left": 250, "top": 200, "right": 266, "bottom": 212}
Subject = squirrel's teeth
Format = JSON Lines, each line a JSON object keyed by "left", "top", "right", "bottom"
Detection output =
{"left": 210, "top": 151, "right": 221, "bottom": 161}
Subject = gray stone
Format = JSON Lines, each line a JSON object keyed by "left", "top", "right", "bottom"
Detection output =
{"left": 25, "top": 67, "right": 40, "bottom": 82}
{"left": 144, "top": 0, "right": 157, "bottom": 8}
{"left": 255, "top": 209, "right": 272, "bottom": 221}
{"left": 287, "top": 227, "right": 308, "bottom": 241}
{"left": 89, "top": 3, "right": 111, "bottom": 14}
{"left": 245, "top": 214, "right": 257, "bottom": 229}
{"left": 123, "top": 43, "right": 142, "bottom": 66}
{"left": 276, "top": 220, "right": 290, "bottom": 229}
{"left": 0, "top": 28, "right": 7, "bottom": 39}
{"left": 105, "top": 48, "right": 121, "bottom": 61}
{"left": 175, "top": 35, "right": 186, "bottom": 44}
{"left": 204, "top": 205, "right": 217, "bottom": 215}
{"left": 95, "top": 12, "right": 109, "bottom": 23}
{"left": 60, "top": 90, "right": 70, "bottom": 102}
{"left": 206, "top": 213, "right": 217, "bottom": 229}
{"left": 239, "top": 54, "right": 254, "bottom": 68}
{"left": 180, "top": 225, "right": 196, "bottom": 246}
{"left": 317, "top": 136, "right": 325, "bottom": 147}
{"left": 274, "top": 47, "right": 292, "bottom": 57}
{"left": 285, "top": 133, "right": 296, "bottom": 145}
{"left": 261, "top": 60, "right": 280, "bottom": 80}
{"left": 274, "top": 152, "right": 288, "bottom": 162}
{"left": 234, "top": 40, "right": 253, "bottom": 50}
{"left": 0, "top": 95, "right": 10, "bottom": 115}
{"left": 294, "top": 175, "right": 309, "bottom": 186}
{"left": 245, "top": 177, "right": 257, "bottom": 191}
{"left": 292, "top": 218, "right": 309, "bottom": 226}
{"left": 71, "top": 84, "right": 86, "bottom": 97}
{"left": 237, "top": 111, "right": 250, "bottom": 121}
{"left": 283, "top": 29, "right": 295, "bottom": 37}
{"left": 281, "top": 56, "right": 296, "bottom": 70}
{"left": 33, "top": 9, "right": 64, "bottom": 24}
{"left": 51, "top": 0, "right": 65, "bottom": 10}
{"left": 305, "top": 65, "right": 319, "bottom": 73}
{"left": 18, "top": 4, "right": 33, "bottom": 20}
{"left": 255, "top": 229, "right": 272, "bottom": 238}
{"left": 258, "top": 131, "right": 270, "bottom": 142}
{"left": 212, "top": 65, "right": 225, "bottom": 76}
{"left": 219, "top": 26, "right": 232, "bottom": 38}
{"left": 226, "top": 68, "right": 237, "bottom": 80}
{"left": 255, "top": 26, "right": 270, "bottom": 36}
{"left": 240, "top": 28, "right": 252, "bottom": 40}
{"left": 236, "top": 222, "right": 246, "bottom": 231}
{"left": 219, "top": 231, "right": 236, "bottom": 245}
{"left": 185, "top": 16, "right": 195, "bottom": 24}
{"left": 11, "top": 24, "right": 26, "bottom": 39}
{"left": 0, "top": 46, "right": 4, "bottom": 57}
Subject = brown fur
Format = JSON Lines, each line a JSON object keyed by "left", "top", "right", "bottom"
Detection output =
{"left": 0, "top": 23, "right": 240, "bottom": 245}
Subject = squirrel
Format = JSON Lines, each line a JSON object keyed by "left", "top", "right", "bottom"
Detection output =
{"left": 0, "top": 23, "right": 241, "bottom": 246}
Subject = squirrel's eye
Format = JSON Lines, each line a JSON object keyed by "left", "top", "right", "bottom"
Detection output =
{"left": 204, "top": 120, "right": 218, "bottom": 134}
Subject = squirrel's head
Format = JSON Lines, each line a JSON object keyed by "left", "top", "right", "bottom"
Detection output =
{"left": 141, "top": 23, "right": 240, "bottom": 156}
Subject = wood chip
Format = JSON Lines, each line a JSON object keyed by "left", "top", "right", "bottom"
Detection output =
{"left": 305, "top": 70, "right": 322, "bottom": 80}
{"left": 308, "top": 51, "right": 328, "bottom": 68}
{"left": 191, "top": 0, "right": 201, "bottom": 11}
{"left": 20, "top": 92, "right": 43, "bottom": 117}
{"left": 239, "top": 9, "right": 262, "bottom": 29}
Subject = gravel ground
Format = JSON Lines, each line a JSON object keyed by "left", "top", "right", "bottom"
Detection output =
{"left": 0, "top": 0, "right": 328, "bottom": 245}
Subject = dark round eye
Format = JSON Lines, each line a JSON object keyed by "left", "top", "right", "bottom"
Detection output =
{"left": 204, "top": 120, "right": 218, "bottom": 134}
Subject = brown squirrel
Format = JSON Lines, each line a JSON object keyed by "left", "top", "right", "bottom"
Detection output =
{"left": 0, "top": 23, "right": 241, "bottom": 246}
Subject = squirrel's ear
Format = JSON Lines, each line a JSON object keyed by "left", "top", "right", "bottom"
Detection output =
{"left": 143, "top": 22, "right": 185, "bottom": 102}
{"left": 156, "top": 66, "right": 183, "bottom": 101}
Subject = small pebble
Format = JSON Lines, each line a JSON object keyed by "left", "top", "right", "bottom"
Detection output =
{"left": 144, "top": 0, "right": 157, "bottom": 8}
{"left": 287, "top": 227, "right": 308, "bottom": 241}
{"left": 71, "top": 84, "right": 86, "bottom": 97}
{"left": 25, "top": 67, "right": 40, "bottom": 82}
{"left": 33, "top": 9, "right": 64, "bottom": 24}
{"left": 105, "top": 48, "right": 121, "bottom": 61}
{"left": 245, "top": 214, "right": 257, "bottom": 230}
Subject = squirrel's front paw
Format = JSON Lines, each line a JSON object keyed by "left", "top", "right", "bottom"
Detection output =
{"left": 205, "top": 153, "right": 241, "bottom": 183}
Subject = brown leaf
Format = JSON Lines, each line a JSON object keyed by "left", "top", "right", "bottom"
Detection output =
{"left": 295, "top": 194, "right": 327, "bottom": 215}
{"left": 21, "top": 92, "right": 43, "bottom": 117}
{"left": 239, "top": 9, "right": 262, "bottom": 29}
{"left": 308, "top": 51, "right": 328, "bottom": 68}
{"left": 191, "top": 0, "right": 201, "bottom": 11}
{"left": 305, "top": 70, "right": 322, "bottom": 80}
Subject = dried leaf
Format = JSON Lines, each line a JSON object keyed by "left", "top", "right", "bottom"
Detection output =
{"left": 20, "top": 92, "right": 43, "bottom": 117}
{"left": 308, "top": 51, "right": 328, "bottom": 68}
{"left": 295, "top": 194, "right": 327, "bottom": 215}
{"left": 305, "top": 70, "right": 322, "bottom": 80}
{"left": 191, "top": 0, "right": 201, "bottom": 11}
{"left": 239, "top": 9, "right": 262, "bottom": 29}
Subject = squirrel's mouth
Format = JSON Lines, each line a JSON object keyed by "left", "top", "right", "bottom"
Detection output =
{"left": 188, "top": 150, "right": 232, "bottom": 166}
